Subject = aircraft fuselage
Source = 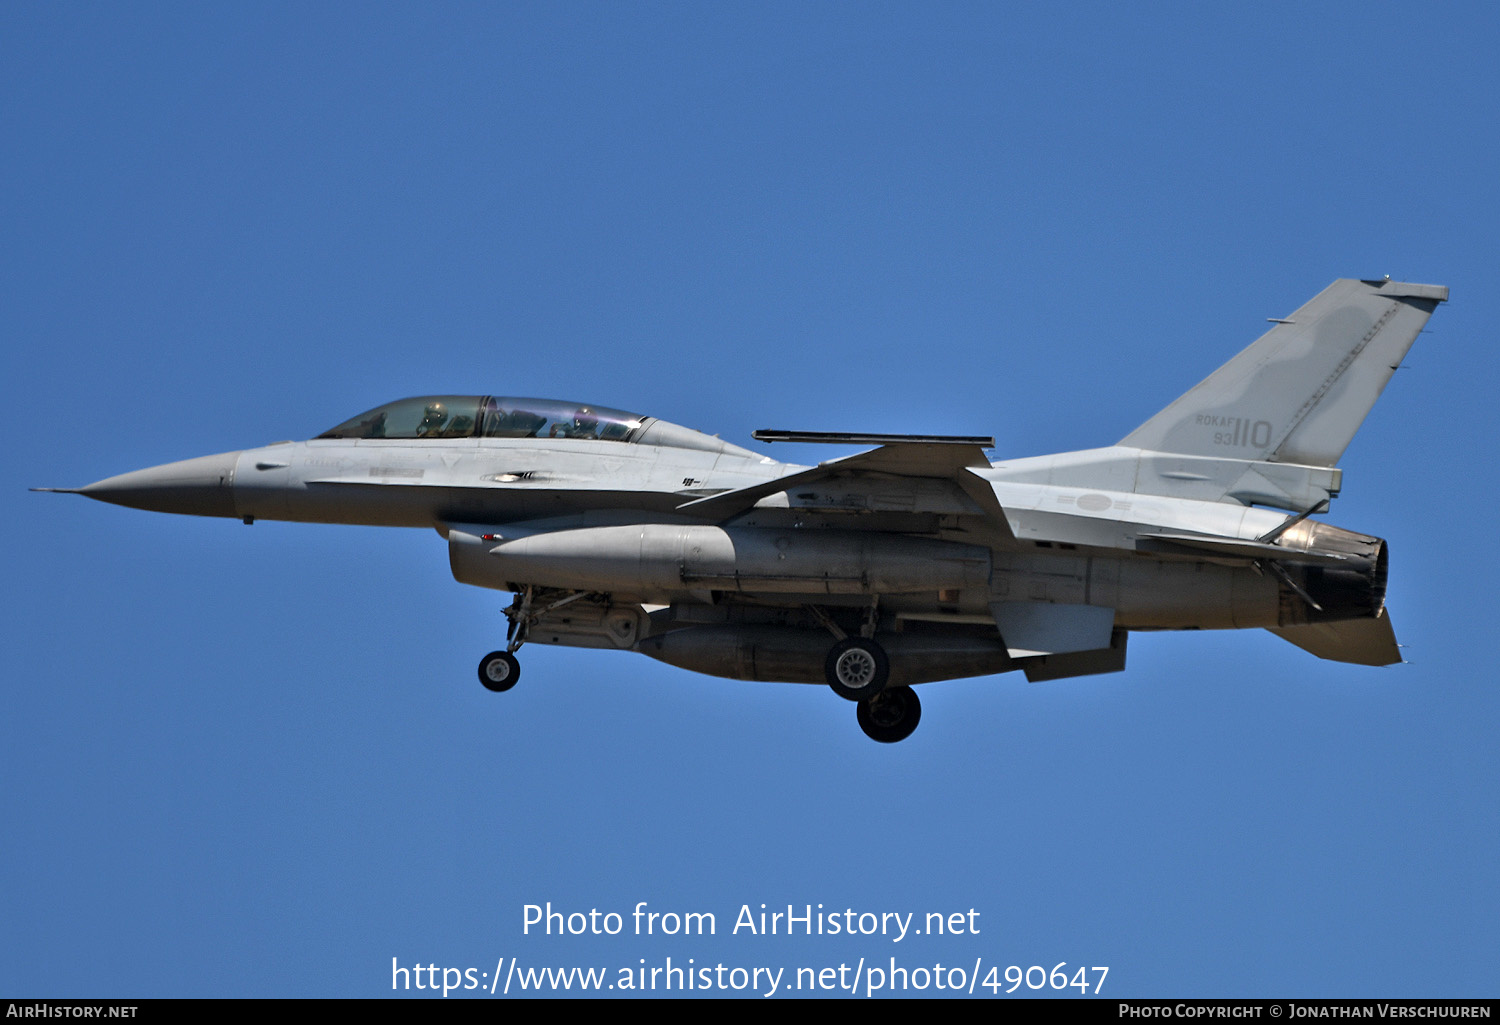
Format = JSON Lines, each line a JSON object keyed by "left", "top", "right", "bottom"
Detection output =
{"left": 44, "top": 277, "right": 1443, "bottom": 741}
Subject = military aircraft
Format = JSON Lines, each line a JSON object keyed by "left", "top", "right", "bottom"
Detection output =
{"left": 38, "top": 278, "right": 1445, "bottom": 742}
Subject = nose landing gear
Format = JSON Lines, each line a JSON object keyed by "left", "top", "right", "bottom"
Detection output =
{"left": 476, "top": 587, "right": 536, "bottom": 694}
{"left": 476, "top": 586, "right": 597, "bottom": 694}
{"left": 477, "top": 650, "right": 520, "bottom": 692}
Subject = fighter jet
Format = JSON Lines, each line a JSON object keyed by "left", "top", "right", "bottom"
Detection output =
{"left": 38, "top": 278, "right": 1445, "bottom": 742}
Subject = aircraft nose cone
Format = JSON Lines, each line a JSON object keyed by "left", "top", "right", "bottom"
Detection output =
{"left": 78, "top": 450, "right": 242, "bottom": 518}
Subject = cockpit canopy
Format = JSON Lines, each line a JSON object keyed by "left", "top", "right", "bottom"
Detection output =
{"left": 318, "top": 396, "right": 648, "bottom": 442}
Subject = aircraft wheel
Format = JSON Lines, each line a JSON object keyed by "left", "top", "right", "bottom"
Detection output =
{"left": 825, "top": 637, "right": 889, "bottom": 702}
{"left": 857, "top": 687, "right": 921, "bottom": 744}
{"left": 478, "top": 650, "right": 520, "bottom": 692}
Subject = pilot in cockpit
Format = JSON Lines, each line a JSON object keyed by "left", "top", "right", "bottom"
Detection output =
{"left": 416, "top": 401, "right": 449, "bottom": 437}
{"left": 570, "top": 407, "right": 599, "bottom": 439}
{"left": 548, "top": 406, "right": 599, "bottom": 439}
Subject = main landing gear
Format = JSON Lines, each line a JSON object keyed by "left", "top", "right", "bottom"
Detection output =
{"left": 825, "top": 635, "right": 922, "bottom": 742}
{"left": 825, "top": 637, "right": 889, "bottom": 701}
{"left": 813, "top": 599, "right": 889, "bottom": 701}
{"left": 809, "top": 601, "right": 920, "bottom": 743}
{"left": 856, "top": 686, "right": 922, "bottom": 744}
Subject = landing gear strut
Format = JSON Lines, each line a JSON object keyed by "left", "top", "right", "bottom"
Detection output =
{"left": 857, "top": 687, "right": 921, "bottom": 743}
{"left": 810, "top": 599, "right": 889, "bottom": 702}
{"left": 478, "top": 586, "right": 597, "bottom": 694}
{"left": 476, "top": 587, "right": 534, "bottom": 694}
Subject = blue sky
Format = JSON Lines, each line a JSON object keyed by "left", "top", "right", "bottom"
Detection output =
{"left": 5, "top": 2, "right": 1498, "bottom": 998}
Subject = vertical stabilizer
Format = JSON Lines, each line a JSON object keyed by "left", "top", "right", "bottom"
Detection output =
{"left": 1121, "top": 279, "right": 1447, "bottom": 467}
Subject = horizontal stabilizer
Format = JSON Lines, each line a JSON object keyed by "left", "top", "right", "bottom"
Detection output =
{"left": 1267, "top": 609, "right": 1402, "bottom": 666}
{"left": 991, "top": 601, "right": 1116, "bottom": 658}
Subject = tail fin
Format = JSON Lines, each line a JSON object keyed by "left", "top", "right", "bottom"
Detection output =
{"left": 1121, "top": 279, "right": 1447, "bottom": 467}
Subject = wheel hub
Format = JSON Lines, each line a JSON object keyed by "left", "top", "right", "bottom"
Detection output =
{"left": 867, "top": 691, "right": 908, "bottom": 727}
{"left": 836, "top": 649, "right": 877, "bottom": 689}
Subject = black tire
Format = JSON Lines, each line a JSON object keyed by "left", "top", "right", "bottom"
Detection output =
{"left": 478, "top": 650, "right": 520, "bottom": 692}
{"left": 824, "top": 637, "right": 889, "bottom": 701}
{"left": 857, "top": 687, "right": 921, "bottom": 743}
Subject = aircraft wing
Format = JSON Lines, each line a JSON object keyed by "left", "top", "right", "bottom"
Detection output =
{"left": 676, "top": 432, "right": 1011, "bottom": 539}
